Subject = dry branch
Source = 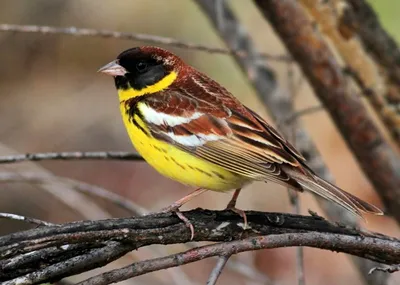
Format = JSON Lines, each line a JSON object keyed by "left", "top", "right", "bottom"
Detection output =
{"left": 0, "top": 213, "right": 55, "bottom": 227}
{"left": 254, "top": 0, "right": 400, "bottom": 223}
{"left": 298, "top": 0, "right": 400, "bottom": 145}
{"left": 0, "top": 24, "right": 290, "bottom": 62}
{"left": 1, "top": 210, "right": 399, "bottom": 285}
{"left": 0, "top": 171, "right": 146, "bottom": 216}
{"left": 344, "top": 0, "right": 400, "bottom": 89}
{"left": 0, "top": 151, "right": 142, "bottom": 164}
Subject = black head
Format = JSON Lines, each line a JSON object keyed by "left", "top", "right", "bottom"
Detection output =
{"left": 99, "top": 46, "right": 179, "bottom": 91}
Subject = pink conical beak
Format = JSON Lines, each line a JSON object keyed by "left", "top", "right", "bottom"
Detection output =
{"left": 98, "top": 60, "right": 127, "bottom": 76}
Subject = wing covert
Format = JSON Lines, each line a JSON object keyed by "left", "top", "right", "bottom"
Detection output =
{"left": 137, "top": 89, "right": 305, "bottom": 189}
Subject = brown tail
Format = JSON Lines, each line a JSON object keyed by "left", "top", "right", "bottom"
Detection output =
{"left": 283, "top": 167, "right": 383, "bottom": 218}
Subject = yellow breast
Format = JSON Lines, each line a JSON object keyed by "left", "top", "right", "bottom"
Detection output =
{"left": 119, "top": 102, "right": 247, "bottom": 191}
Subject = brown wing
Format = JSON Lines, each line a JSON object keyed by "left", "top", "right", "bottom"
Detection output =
{"left": 139, "top": 76, "right": 306, "bottom": 190}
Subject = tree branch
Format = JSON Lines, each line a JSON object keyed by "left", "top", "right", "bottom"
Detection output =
{"left": 254, "top": 0, "right": 400, "bottom": 223}
{"left": 0, "top": 210, "right": 399, "bottom": 284}
{"left": 0, "top": 151, "right": 143, "bottom": 164}
{"left": 344, "top": 0, "right": 400, "bottom": 86}
{"left": 298, "top": 0, "right": 400, "bottom": 146}
{"left": 0, "top": 24, "right": 290, "bottom": 62}
{"left": 0, "top": 213, "right": 55, "bottom": 227}
{"left": 0, "top": 171, "right": 146, "bottom": 216}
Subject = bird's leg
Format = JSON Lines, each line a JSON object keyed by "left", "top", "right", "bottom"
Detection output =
{"left": 225, "top": 188, "right": 248, "bottom": 229}
{"left": 161, "top": 187, "right": 208, "bottom": 240}
{"left": 162, "top": 188, "right": 208, "bottom": 211}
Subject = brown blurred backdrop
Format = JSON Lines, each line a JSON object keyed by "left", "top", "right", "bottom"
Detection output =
{"left": 0, "top": 1, "right": 398, "bottom": 284}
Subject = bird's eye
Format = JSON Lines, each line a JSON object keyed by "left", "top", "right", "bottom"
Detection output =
{"left": 136, "top": 61, "right": 148, "bottom": 72}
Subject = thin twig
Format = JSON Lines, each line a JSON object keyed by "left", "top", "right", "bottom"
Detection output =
{"left": 277, "top": 105, "right": 323, "bottom": 128}
{"left": 295, "top": 247, "right": 305, "bottom": 285}
{"left": 287, "top": 60, "right": 306, "bottom": 285}
{"left": 61, "top": 177, "right": 147, "bottom": 216}
{"left": 206, "top": 255, "right": 231, "bottom": 285}
{"left": 0, "top": 213, "right": 55, "bottom": 227}
{"left": 0, "top": 151, "right": 143, "bottom": 164}
{"left": 0, "top": 171, "right": 146, "bottom": 216}
{"left": 0, "top": 145, "right": 113, "bottom": 221}
{"left": 0, "top": 24, "right": 291, "bottom": 62}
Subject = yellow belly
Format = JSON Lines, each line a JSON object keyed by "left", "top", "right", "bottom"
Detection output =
{"left": 120, "top": 104, "right": 248, "bottom": 191}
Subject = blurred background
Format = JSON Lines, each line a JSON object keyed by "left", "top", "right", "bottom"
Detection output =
{"left": 0, "top": 1, "right": 399, "bottom": 284}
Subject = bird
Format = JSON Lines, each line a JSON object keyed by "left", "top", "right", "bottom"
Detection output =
{"left": 99, "top": 46, "right": 383, "bottom": 237}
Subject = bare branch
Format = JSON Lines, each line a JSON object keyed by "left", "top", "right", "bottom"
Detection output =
{"left": 298, "top": 0, "right": 400, "bottom": 145}
{"left": 254, "top": 0, "right": 400, "bottom": 223}
{"left": 287, "top": 60, "right": 306, "bottom": 285}
{"left": 344, "top": 0, "right": 400, "bottom": 137}
{"left": 0, "top": 171, "right": 146, "bottom": 216}
{"left": 206, "top": 255, "right": 231, "bottom": 285}
{"left": 0, "top": 151, "right": 143, "bottom": 164}
{"left": 277, "top": 105, "right": 324, "bottom": 128}
{"left": 0, "top": 24, "right": 291, "bottom": 62}
{"left": 0, "top": 210, "right": 399, "bottom": 284}
{"left": 343, "top": 0, "right": 400, "bottom": 84}
{"left": 0, "top": 213, "right": 55, "bottom": 227}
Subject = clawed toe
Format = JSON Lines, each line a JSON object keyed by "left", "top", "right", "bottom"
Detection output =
{"left": 162, "top": 207, "right": 195, "bottom": 240}
{"left": 226, "top": 205, "right": 248, "bottom": 229}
